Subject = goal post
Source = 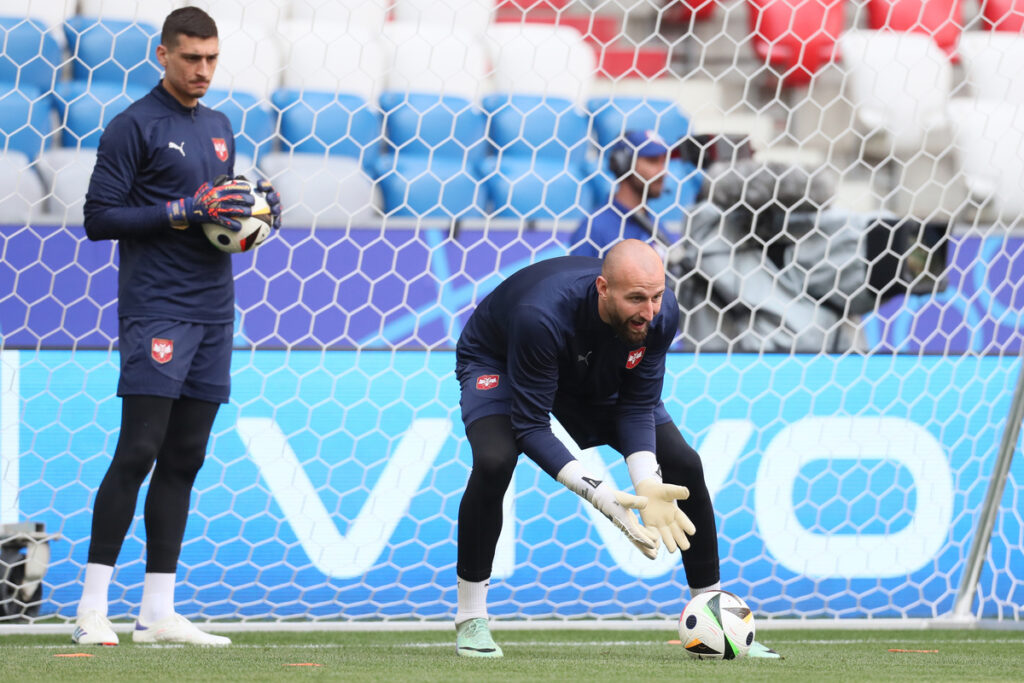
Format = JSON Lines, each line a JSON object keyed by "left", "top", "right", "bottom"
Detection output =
{"left": 1, "top": 0, "right": 1024, "bottom": 628}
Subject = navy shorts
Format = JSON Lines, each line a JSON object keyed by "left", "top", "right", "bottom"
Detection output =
{"left": 117, "top": 318, "right": 233, "bottom": 404}
{"left": 457, "top": 362, "right": 672, "bottom": 450}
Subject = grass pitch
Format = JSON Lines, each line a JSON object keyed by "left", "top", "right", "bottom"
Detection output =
{"left": 2, "top": 627, "right": 1023, "bottom": 682}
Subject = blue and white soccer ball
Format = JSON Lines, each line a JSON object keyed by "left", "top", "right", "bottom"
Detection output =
{"left": 202, "top": 179, "right": 273, "bottom": 254}
{"left": 678, "top": 590, "right": 756, "bottom": 660}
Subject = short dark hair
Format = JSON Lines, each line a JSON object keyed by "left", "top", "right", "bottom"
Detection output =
{"left": 161, "top": 6, "right": 218, "bottom": 49}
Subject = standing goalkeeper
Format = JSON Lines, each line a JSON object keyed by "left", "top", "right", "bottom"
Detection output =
{"left": 453, "top": 239, "right": 779, "bottom": 658}
{"left": 71, "top": 7, "right": 280, "bottom": 646}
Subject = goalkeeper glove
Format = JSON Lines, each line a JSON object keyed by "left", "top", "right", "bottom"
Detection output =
{"left": 256, "top": 179, "right": 283, "bottom": 230}
{"left": 166, "top": 177, "right": 254, "bottom": 231}
{"left": 627, "top": 450, "right": 697, "bottom": 554}
{"left": 556, "top": 459, "right": 660, "bottom": 559}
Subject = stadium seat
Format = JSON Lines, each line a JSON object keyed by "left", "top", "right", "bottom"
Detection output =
{"left": 957, "top": 31, "right": 1024, "bottom": 105}
{"left": 204, "top": 89, "right": 276, "bottom": 164}
{"left": 259, "top": 152, "right": 383, "bottom": 227}
{"left": 381, "top": 21, "right": 489, "bottom": 102}
{"left": 190, "top": 0, "right": 290, "bottom": 27}
{"left": 279, "top": 20, "right": 385, "bottom": 101}
{"left": 375, "top": 92, "right": 487, "bottom": 219}
{"left": 209, "top": 20, "right": 282, "bottom": 100}
{"left": 6, "top": 1, "right": 76, "bottom": 40}
{"left": 748, "top": 0, "right": 844, "bottom": 86}
{"left": 0, "top": 16, "right": 64, "bottom": 91}
{"left": 980, "top": 0, "right": 1024, "bottom": 31}
{"left": 479, "top": 94, "right": 592, "bottom": 221}
{"left": 77, "top": 0, "right": 179, "bottom": 26}
{"left": 54, "top": 81, "right": 148, "bottom": 148}
{"left": 0, "top": 150, "right": 46, "bottom": 224}
{"left": 947, "top": 98, "right": 1024, "bottom": 219}
{"left": 485, "top": 23, "right": 596, "bottom": 103}
{"left": 391, "top": 0, "right": 494, "bottom": 35}
{"left": 838, "top": 30, "right": 952, "bottom": 154}
{"left": 271, "top": 89, "right": 382, "bottom": 170}
{"left": 0, "top": 85, "right": 53, "bottom": 162}
{"left": 35, "top": 147, "right": 98, "bottom": 224}
{"left": 865, "top": 0, "right": 964, "bottom": 58}
{"left": 288, "top": 0, "right": 389, "bottom": 32}
{"left": 586, "top": 95, "right": 702, "bottom": 221}
{"left": 64, "top": 17, "right": 161, "bottom": 88}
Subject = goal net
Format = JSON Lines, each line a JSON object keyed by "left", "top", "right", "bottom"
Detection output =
{"left": 1, "top": 0, "right": 1023, "bottom": 626}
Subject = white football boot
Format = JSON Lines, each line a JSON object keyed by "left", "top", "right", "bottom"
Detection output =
{"left": 71, "top": 610, "right": 119, "bottom": 646}
{"left": 132, "top": 613, "right": 231, "bottom": 646}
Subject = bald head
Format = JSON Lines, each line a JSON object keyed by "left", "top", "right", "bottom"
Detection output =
{"left": 596, "top": 239, "right": 666, "bottom": 344}
{"left": 601, "top": 239, "right": 665, "bottom": 286}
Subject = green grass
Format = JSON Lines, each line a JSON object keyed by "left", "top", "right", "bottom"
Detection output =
{"left": 2, "top": 628, "right": 1023, "bottom": 682}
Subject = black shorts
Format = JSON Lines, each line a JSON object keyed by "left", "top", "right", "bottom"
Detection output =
{"left": 457, "top": 362, "right": 672, "bottom": 450}
{"left": 117, "top": 317, "right": 232, "bottom": 403}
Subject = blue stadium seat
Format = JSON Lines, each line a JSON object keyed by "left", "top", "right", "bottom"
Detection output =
{"left": 375, "top": 92, "right": 486, "bottom": 219}
{"left": 0, "top": 84, "right": 53, "bottom": 161}
{"left": 54, "top": 81, "right": 147, "bottom": 148}
{"left": 586, "top": 95, "right": 702, "bottom": 222}
{"left": 205, "top": 89, "right": 275, "bottom": 164}
{"left": 0, "top": 16, "right": 63, "bottom": 91}
{"left": 480, "top": 94, "right": 593, "bottom": 220}
{"left": 64, "top": 16, "right": 161, "bottom": 87}
{"left": 271, "top": 89, "right": 382, "bottom": 171}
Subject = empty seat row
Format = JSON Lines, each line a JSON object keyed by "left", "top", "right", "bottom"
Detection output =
{"left": 0, "top": 85, "right": 703, "bottom": 226}
{"left": 753, "top": 0, "right": 1024, "bottom": 85}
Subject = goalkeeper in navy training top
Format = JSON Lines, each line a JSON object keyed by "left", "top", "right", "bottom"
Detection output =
{"left": 71, "top": 7, "right": 281, "bottom": 647}
{"left": 453, "top": 239, "right": 780, "bottom": 659}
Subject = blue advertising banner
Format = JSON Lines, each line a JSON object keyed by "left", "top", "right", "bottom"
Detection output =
{"left": 3, "top": 225, "right": 1024, "bottom": 354}
{"left": 3, "top": 349, "right": 1021, "bottom": 620}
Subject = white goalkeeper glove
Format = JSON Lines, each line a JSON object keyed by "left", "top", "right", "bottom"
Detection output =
{"left": 556, "top": 460, "right": 660, "bottom": 560}
{"left": 627, "top": 451, "right": 697, "bottom": 554}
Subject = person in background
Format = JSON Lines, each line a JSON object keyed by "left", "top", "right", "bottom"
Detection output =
{"left": 568, "top": 130, "right": 677, "bottom": 258}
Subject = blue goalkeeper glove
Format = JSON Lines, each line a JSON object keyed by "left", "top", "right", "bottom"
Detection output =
{"left": 166, "top": 177, "right": 254, "bottom": 231}
{"left": 256, "top": 179, "right": 282, "bottom": 230}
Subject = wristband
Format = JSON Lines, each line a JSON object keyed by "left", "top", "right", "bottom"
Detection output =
{"left": 626, "top": 450, "right": 660, "bottom": 486}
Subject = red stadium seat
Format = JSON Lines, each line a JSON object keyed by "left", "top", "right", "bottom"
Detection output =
{"left": 866, "top": 0, "right": 964, "bottom": 57}
{"left": 748, "top": 0, "right": 845, "bottom": 86}
{"left": 663, "top": 0, "right": 718, "bottom": 24}
{"left": 980, "top": 0, "right": 1024, "bottom": 31}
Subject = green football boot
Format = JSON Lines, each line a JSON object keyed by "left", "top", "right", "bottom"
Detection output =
{"left": 455, "top": 618, "right": 503, "bottom": 658}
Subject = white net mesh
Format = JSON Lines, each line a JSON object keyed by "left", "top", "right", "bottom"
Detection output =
{"left": 1, "top": 0, "right": 1024, "bottom": 624}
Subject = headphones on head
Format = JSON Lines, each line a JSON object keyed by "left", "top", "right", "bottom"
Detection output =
{"left": 608, "top": 142, "right": 634, "bottom": 179}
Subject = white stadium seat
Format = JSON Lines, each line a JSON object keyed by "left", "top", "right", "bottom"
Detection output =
{"left": 35, "top": 148, "right": 98, "bottom": 225}
{"left": 838, "top": 29, "right": 952, "bottom": 154}
{"left": 209, "top": 20, "right": 282, "bottom": 99}
{"left": 391, "top": 0, "right": 493, "bottom": 35}
{"left": 947, "top": 98, "right": 1024, "bottom": 219}
{"left": 279, "top": 20, "right": 384, "bottom": 101}
{"left": 0, "top": 151, "right": 46, "bottom": 224}
{"left": 381, "top": 21, "right": 490, "bottom": 101}
{"left": 484, "top": 23, "right": 596, "bottom": 103}
{"left": 288, "top": 0, "right": 388, "bottom": 32}
{"left": 259, "top": 153, "right": 383, "bottom": 228}
{"left": 957, "top": 31, "right": 1024, "bottom": 106}
{"left": 77, "top": 0, "right": 180, "bottom": 25}
{"left": 189, "top": 0, "right": 290, "bottom": 27}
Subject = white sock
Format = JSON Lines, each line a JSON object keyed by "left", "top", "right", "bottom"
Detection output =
{"left": 139, "top": 572, "right": 176, "bottom": 625}
{"left": 455, "top": 578, "right": 490, "bottom": 626}
{"left": 689, "top": 581, "right": 721, "bottom": 598}
{"left": 77, "top": 563, "right": 114, "bottom": 618}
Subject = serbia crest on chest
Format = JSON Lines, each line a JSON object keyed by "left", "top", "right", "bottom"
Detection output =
{"left": 625, "top": 346, "right": 646, "bottom": 369}
{"left": 212, "top": 137, "right": 229, "bottom": 162}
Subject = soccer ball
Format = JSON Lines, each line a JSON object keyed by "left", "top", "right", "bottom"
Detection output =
{"left": 202, "top": 179, "right": 273, "bottom": 253}
{"left": 678, "top": 590, "right": 755, "bottom": 660}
